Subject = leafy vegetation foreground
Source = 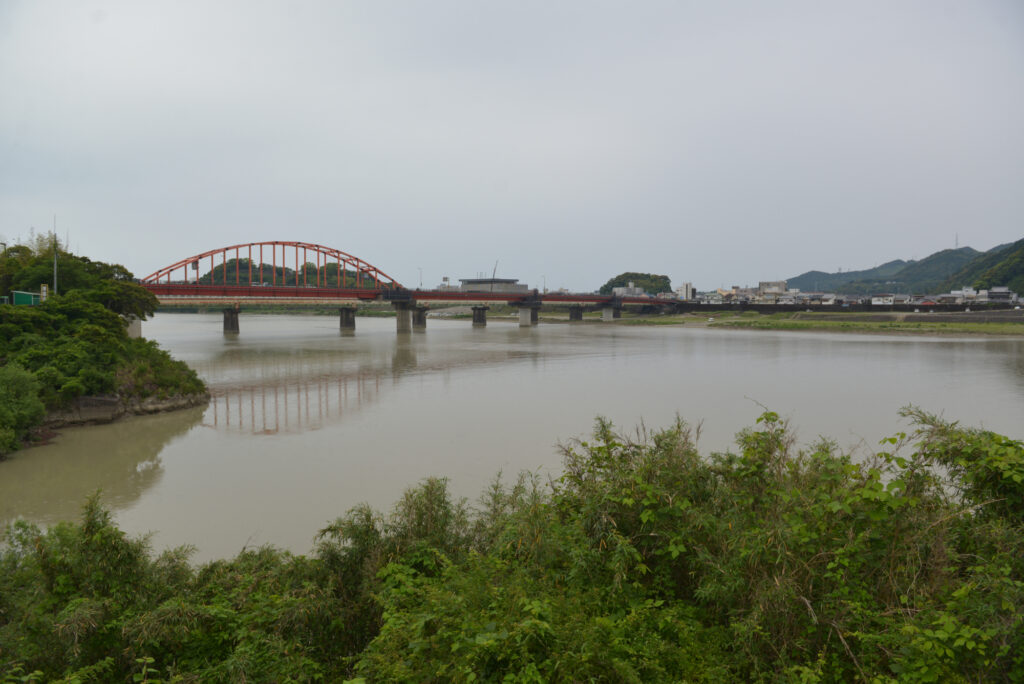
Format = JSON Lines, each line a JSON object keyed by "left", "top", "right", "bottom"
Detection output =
{"left": 2, "top": 410, "right": 1022, "bottom": 682}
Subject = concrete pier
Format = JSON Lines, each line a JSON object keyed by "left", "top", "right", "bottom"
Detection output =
{"left": 126, "top": 315, "right": 142, "bottom": 338}
{"left": 339, "top": 307, "right": 356, "bottom": 333}
{"left": 392, "top": 301, "right": 413, "bottom": 334}
{"left": 568, "top": 305, "right": 584, "bottom": 322}
{"left": 223, "top": 306, "right": 240, "bottom": 333}
{"left": 412, "top": 305, "right": 428, "bottom": 331}
{"left": 602, "top": 304, "right": 623, "bottom": 322}
{"left": 517, "top": 305, "right": 541, "bottom": 327}
{"left": 472, "top": 306, "right": 489, "bottom": 327}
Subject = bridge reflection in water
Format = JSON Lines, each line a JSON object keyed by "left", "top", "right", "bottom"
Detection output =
{"left": 207, "top": 373, "right": 383, "bottom": 433}
{"left": 198, "top": 342, "right": 419, "bottom": 433}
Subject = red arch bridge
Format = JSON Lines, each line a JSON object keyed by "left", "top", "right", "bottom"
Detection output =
{"left": 140, "top": 241, "right": 672, "bottom": 333}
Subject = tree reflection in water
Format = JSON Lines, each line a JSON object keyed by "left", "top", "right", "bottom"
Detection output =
{"left": 0, "top": 405, "right": 206, "bottom": 529}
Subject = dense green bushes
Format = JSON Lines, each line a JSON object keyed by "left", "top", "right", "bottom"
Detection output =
{"left": 0, "top": 366, "right": 44, "bottom": 454}
{"left": 0, "top": 244, "right": 205, "bottom": 456}
{"left": 2, "top": 411, "right": 1022, "bottom": 681}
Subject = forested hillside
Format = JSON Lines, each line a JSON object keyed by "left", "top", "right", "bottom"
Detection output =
{"left": 834, "top": 247, "right": 980, "bottom": 294}
{"left": 789, "top": 241, "right": 1023, "bottom": 295}
{"left": 786, "top": 260, "right": 906, "bottom": 292}
{"left": 943, "top": 237, "right": 1024, "bottom": 294}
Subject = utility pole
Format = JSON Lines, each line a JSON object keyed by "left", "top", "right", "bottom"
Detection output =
{"left": 52, "top": 219, "right": 58, "bottom": 295}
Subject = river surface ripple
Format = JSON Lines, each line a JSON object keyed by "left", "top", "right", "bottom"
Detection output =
{"left": 2, "top": 313, "right": 1021, "bottom": 561}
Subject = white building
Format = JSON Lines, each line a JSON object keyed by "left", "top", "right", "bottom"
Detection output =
{"left": 758, "top": 281, "right": 787, "bottom": 295}
{"left": 612, "top": 281, "right": 646, "bottom": 297}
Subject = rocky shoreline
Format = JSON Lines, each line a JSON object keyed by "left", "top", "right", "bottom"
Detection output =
{"left": 43, "top": 392, "right": 211, "bottom": 428}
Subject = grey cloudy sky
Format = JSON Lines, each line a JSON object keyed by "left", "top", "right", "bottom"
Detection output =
{"left": 2, "top": 1, "right": 1023, "bottom": 291}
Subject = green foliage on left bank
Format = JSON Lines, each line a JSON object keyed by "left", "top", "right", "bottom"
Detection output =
{"left": 0, "top": 239, "right": 206, "bottom": 456}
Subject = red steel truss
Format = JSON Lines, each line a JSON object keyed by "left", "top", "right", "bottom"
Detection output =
{"left": 140, "top": 241, "right": 402, "bottom": 290}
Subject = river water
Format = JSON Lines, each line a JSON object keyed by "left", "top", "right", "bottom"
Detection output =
{"left": 2, "top": 314, "right": 1022, "bottom": 561}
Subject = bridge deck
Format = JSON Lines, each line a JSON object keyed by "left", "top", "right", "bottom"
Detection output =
{"left": 142, "top": 284, "right": 664, "bottom": 307}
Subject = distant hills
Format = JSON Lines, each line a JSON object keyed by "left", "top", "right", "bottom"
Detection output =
{"left": 787, "top": 239, "right": 1024, "bottom": 295}
{"left": 787, "top": 260, "right": 908, "bottom": 293}
{"left": 943, "top": 238, "right": 1024, "bottom": 295}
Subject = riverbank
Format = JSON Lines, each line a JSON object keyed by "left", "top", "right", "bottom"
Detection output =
{"left": 584, "top": 309, "right": 1024, "bottom": 335}
{"left": 704, "top": 310, "right": 1024, "bottom": 335}
{"left": 42, "top": 391, "right": 210, "bottom": 428}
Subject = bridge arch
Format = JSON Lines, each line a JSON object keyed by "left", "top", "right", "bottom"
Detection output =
{"left": 140, "top": 241, "right": 403, "bottom": 290}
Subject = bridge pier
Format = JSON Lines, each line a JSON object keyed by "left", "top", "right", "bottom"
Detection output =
{"left": 568, "top": 305, "right": 583, "bottom": 322}
{"left": 392, "top": 301, "right": 413, "bottom": 334}
{"left": 471, "top": 306, "right": 488, "bottom": 327}
{"left": 339, "top": 306, "right": 356, "bottom": 334}
{"left": 223, "top": 305, "right": 240, "bottom": 333}
{"left": 517, "top": 304, "right": 541, "bottom": 327}
{"left": 601, "top": 301, "right": 622, "bottom": 322}
{"left": 412, "top": 305, "right": 428, "bottom": 331}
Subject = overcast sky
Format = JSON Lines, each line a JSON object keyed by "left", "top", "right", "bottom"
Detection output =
{"left": 2, "top": 1, "right": 1022, "bottom": 291}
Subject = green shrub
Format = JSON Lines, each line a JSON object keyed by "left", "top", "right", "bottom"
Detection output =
{"left": 0, "top": 365, "right": 45, "bottom": 455}
{"left": 2, "top": 414, "right": 1022, "bottom": 681}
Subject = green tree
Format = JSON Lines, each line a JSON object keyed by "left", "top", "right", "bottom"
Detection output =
{"left": 0, "top": 365, "right": 45, "bottom": 456}
{"left": 598, "top": 272, "right": 671, "bottom": 295}
{"left": 81, "top": 280, "right": 158, "bottom": 319}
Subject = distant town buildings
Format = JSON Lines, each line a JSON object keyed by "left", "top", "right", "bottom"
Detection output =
{"left": 988, "top": 286, "right": 1016, "bottom": 303}
{"left": 688, "top": 284, "right": 1019, "bottom": 307}
{"left": 439, "top": 272, "right": 1019, "bottom": 308}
